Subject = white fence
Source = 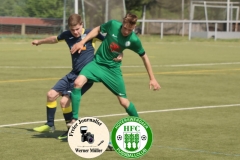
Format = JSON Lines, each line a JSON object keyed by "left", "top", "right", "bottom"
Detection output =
{"left": 137, "top": 19, "right": 240, "bottom": 40}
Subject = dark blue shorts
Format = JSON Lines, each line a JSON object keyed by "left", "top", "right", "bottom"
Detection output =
{"left": 52, "top": 71, "right": 93, "bottom": 97}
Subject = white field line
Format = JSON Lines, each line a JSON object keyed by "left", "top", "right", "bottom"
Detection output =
{"left": 1, "top": 62, "right": 240, "bottom": 69}
{"left": 0, "top": 103, "right": 239, "bottom": 128}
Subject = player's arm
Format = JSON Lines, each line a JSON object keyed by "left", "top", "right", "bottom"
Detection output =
{"left": 140, "top": 54, "right": 161, "bottom": 91}
{"left": 32, "top": 36, "right": 58, "bottom": 46}
{"left": 71, "top": 26, "right": 100, "bottom": 54}
{"left": 130, "top": 38, "right": 160, "bottom": 91}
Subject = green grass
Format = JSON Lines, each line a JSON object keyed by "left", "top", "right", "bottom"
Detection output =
{"left": 1, "top": 36, "right": 240, "bottom": 160}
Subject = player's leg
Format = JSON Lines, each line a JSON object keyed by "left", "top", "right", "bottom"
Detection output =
{"left": 58, "top": 95, "right": 71, "bottom": 140}
{"left": 33, "top": 89, "right": 60, "bottom": 132}
{"left": 106, "top": 98, "right": 138, "bottom": 151}
{"left": 33, "top": 74, "right": 72, "bottom": 132}
{"left": 101, "top": 67, "right": 139, "bottom": 151}
{"left": 117, "top": 97, "right": 138, "bottom": 117}
{"left": 102, "top": 67, "right": 139, "bottom": 117}
{"left": 65, "top": 80, "right": 93, "bottom": 122}
{"left": 60, "top": 95, "right": 72, "bottom": 124}
{"left": 67, "top": 61, "right": 101, "bottom": 126}
{"left": 67, "top": 75, "right": 88, "bottom": 126}
{"left": 58, "top": 77, "right": 93, "bottom": 139}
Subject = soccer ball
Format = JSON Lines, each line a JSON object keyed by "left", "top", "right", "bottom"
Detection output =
{"left": 141, "top": 135, "right": 147, "bottom": 141}
{"left": 117, "top": 135, "right": 122, "bottom": 141}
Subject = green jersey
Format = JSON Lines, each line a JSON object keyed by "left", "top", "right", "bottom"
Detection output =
{"left": 94, "top": 20, "right": 145, "bottom": 68}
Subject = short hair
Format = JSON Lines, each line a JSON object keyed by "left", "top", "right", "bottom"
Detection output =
{"left": 68, "top": 14, "right": 82, "bottom": 27}
{"left": 123, "top": 13, "right": 138, "bottom": 25}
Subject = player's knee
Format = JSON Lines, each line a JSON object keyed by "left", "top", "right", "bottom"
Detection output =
{"left": 74, "top": 75, "right": 87, "bottom": 88}
{"left": 47, "top": 90, "right": 56, "bottom": 102}
{"left": 74, "top": 78, "right": 83, "bottom": 88}
{"left": 60, "top": 97, "right": 70, "bottom": 108}
{"left": 74, "top": 81, "right": 80, "bottom": 88}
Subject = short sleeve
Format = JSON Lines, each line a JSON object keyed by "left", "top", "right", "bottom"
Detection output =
{"left": 100, "top": 20, "right": 113, "bottom": 34}
{"left": 128, "top": 38, "right": 145, "bottom": 56}
{"left": 57, "top": 31, "right": 67, "bottom": 41}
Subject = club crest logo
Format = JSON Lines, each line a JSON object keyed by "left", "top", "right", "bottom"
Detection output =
{"left": 111, "top": 117, "right": 153, "bottom": 159}
{"left": 67, "top": 117, "right": 109, "bottom": 159}
{"left": 125, "top": 41, "right": 131, "bottom": 47}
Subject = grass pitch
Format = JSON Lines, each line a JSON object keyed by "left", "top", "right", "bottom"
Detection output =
{"left": 0, "top": 36, "right": 240, "bottom": 160}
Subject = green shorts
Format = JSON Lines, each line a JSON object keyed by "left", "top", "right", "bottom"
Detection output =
{"left": 80, "top": 61, "right": 127, "bottom": 98}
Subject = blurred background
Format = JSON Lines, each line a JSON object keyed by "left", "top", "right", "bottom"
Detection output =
{"left": 0, "top": 0, "right": 240, "bottom": 37}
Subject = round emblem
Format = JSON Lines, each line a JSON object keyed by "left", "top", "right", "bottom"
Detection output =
{"left": 111, "top": 117, "right": 153, "bottom": 159}
{"left": 68, "top": 117, "right": 109, "bottom": 159}
{"left": 125, "top": 41, "right": 131, "bottom": 47}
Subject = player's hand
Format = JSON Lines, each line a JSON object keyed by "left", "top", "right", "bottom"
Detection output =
{"left": 32, "top": 40, "right": 40, "bottom": 46}
{"left": 149, "top": 79, "right": 161, "bottom": 91}
{"left": 71, "top": 42, "right": 84, "bottom": 54}
{"left": 113, "top": 53, "right": 123, "bottom": 62}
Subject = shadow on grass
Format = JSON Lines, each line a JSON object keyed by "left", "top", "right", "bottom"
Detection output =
{"left": 2, "top": 126, "right": 68, "bottom": 142}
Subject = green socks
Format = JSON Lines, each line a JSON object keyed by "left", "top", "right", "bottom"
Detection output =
{"left": 71, "top": 89, "right": 138, "bottom": 119}
{"left": 71, "top": 88, "right": 82, "bottom": 119}
{"left": 126, "top": 102, "right": 139, "bottom": 117}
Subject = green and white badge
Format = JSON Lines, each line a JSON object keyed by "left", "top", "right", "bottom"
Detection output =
{"left": 111, "top": 117, "right": 153, "bottom": 159}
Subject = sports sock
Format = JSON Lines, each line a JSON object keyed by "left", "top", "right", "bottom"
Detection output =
{"left": 71, "top": 88, "right": 82, "bottom": 120}
{"left": 46, "top": 101, "right": 57, "bottom": 127}
{"left": 62, "top": 106, "right": 73, "bottom": 124}
{"left": 126, "top": 102, "right": 139, "bottom": 117}
{"left": 109, "top": 131, "right": 112, "bottom": 144}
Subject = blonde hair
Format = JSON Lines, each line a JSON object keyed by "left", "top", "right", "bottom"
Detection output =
{"left": 68, "top": 14, "right": 83, "bottom": 27}
{"left": 123, "top": 13, "right": 138, "bottom": 25}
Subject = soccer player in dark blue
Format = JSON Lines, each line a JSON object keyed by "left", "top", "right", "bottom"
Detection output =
{"left": 31, "top": 14, "right": 122, "bottom": 140}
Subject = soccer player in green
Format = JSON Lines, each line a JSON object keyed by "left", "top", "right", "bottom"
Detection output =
{"left": 31, "top": 14, "right": 123, "bottom": 140}
{"left": 68, "top": 13, "right": 160, "bottom": 125}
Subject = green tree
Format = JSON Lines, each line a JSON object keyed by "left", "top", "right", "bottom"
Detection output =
{"left": 0, "top": 0, "right": 28, "bottom": 17}
{"left": 125, "top": 0, "right": 159, "bottom": 19}
{"left": 125, "top": 0, "right": 159, "bottom": 11}
{"left": 25, "top": 0, "right": 63, "bottom": 18}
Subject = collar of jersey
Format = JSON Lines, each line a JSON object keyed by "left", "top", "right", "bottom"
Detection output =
{"left": 81, "top": 28, "right": 85, "bottom": 35}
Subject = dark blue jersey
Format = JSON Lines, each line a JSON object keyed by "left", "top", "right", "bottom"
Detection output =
{"left": 57, "top": 29, "right": 104, "bottom": 74}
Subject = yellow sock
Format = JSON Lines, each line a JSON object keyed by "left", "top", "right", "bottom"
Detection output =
{"left": 62, "top": 106, "right": 72, "bottom": 123}
{"left": 47, "top": 101, "right": 57, "bottom": 108}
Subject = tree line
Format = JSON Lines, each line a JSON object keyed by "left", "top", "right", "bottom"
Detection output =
{"left": 1, "top": 0, "right": 239, "bottom": 20}
{"left": 0, "top": 0, "right": 188, "bottom": 18}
